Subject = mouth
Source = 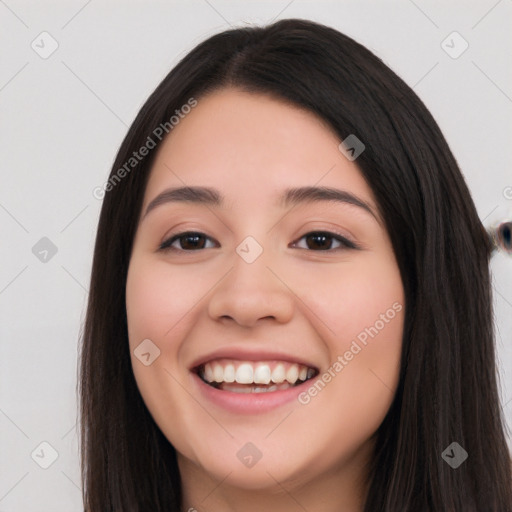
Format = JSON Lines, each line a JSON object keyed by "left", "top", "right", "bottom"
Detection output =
{"left": 193, "top": 358, "right": 318, "bottom": 394}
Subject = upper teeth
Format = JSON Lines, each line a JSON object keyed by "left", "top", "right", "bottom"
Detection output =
{"left": 200, "top": 360, "right": 315, "bottom": 385}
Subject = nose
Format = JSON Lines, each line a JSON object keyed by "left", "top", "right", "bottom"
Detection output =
{"left": 207, "top": 251, "right": 294, "bottom": 328}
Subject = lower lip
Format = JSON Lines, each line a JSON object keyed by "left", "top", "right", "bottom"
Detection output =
{"left": 191, "top": 372, "right": 311, "bottom": 414}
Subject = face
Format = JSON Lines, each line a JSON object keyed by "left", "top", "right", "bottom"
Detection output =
{"left": 126, "top": 88, "right": 404, "bottom": 498}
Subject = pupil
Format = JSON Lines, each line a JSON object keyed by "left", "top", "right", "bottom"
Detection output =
{"left": 308, "top": 233, "right": 331, "bottom": 250}
{"left": 183, "top": 234, "right": 204, "bottom": 250}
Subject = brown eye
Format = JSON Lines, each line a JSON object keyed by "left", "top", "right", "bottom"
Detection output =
{"left": 159, "top": 232, "right": 216, "bottom": 251}
{"left": 292, "top": 231, "right": 358, "bottom": 251}
{"left": 159, "top": 230, "right": 358, "bottom": 253}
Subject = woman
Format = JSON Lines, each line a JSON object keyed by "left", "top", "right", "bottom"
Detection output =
{"left": 80, "top": 18, "right": 512, "bottom": 511}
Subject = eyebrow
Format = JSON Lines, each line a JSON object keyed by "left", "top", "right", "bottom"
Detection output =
{"left": 142, "top": 185, "right": 379, "bottom": 221}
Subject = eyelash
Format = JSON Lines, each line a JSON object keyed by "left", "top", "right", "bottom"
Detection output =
{"left": 158, "top": 230, "right": 359, "bottom": 252}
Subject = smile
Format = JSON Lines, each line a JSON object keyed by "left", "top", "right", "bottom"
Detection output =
{"left": 196, "top": 358, "right": 317, "bottom": 393}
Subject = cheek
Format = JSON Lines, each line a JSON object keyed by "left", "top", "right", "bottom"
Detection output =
{"left": 125, "top": 257, "right": 207, "bottom": 454}
{"left": 293, "top": 256, "right": 404, "bottom": 421}
{"left": 333, "top": 264, "right": 404, "bottom": 390}
{"left": 288, "top": 254, "right": 404, "bottom": 344}
{"left": 126, "top": 257, "right": 207, "bottom": 344}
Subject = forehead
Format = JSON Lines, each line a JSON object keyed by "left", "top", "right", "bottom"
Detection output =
{"left": 143, "top": 88, "right": 374, "bottom": 210}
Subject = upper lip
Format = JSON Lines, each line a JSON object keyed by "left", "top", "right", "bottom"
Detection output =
{"left": 189, "top": 347, "right": 319, "bottom": 372}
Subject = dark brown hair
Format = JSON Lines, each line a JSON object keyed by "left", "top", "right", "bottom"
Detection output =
{"left": 79, "top": 18, "right": 512, "bottom": 511}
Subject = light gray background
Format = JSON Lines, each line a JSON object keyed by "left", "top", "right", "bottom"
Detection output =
{"left": 1, "top": 1, "right": 511, "bottom": 510}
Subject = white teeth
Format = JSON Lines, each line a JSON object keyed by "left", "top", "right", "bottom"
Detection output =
{"left": 223, "top": 363, "right": 235, "bottom": 383}
{"left": 253, "top": 364, "right": 272, "bottom": 384}
{"left": 200, "top": 360, "right": 315, "bottom": 387}
{"left": 286, "top": 364, "right": 299, "bottom": 384}
{"left": 204, "top": 363, "right": 214, "bottom": 382}
{"left": 271, "top": 364, "right": 286, "bottom": 384}
{"left": 213, "top": 364, "right": 224, "bottom": 383}
{"left": 235, "top": 363, "right": 254, "bottom": 384}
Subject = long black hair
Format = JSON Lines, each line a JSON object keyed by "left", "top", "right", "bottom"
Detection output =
{"left": 79, "top": 18, "right": 512, "bottom": 511}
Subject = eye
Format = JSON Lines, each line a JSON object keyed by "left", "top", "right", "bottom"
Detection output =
{"left": 159, "top": 230, "right": 358, "bottom": 253}
{"left": 159, "top": 231, "right": 217, "bottom": 251}
{"left": 291, "top": 231, "right": 358, "bottom": 251}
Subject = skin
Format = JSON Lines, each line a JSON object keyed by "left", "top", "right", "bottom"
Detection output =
{"left": 125, "top": 88, "right": 405, "bottom": 512}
